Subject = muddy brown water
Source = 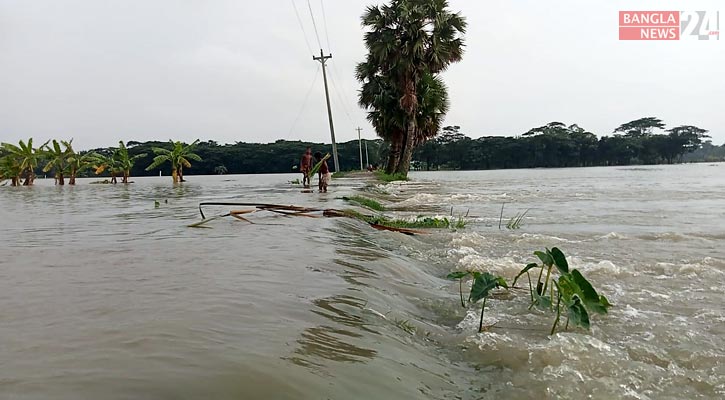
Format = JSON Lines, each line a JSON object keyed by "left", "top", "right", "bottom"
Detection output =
{"left": 1, "top": 164, "right": 724, "bottom": 399}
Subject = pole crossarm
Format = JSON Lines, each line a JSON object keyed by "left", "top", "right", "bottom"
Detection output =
{"left": 313, "top": 49, "right": 340, "bottom": 172}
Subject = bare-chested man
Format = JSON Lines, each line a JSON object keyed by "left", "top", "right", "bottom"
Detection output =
{"left": 300, "top": 147, "right": 313, "bottom": 188}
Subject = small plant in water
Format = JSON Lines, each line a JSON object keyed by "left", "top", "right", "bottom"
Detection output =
{"left": 447, "top": 271, "right": 508, "bottom": 332}
{"left": 513, "top": 247, "right": 612, "bottom": 334}
{"left": 506, "top": 209, "right": 528, "bottom": 229}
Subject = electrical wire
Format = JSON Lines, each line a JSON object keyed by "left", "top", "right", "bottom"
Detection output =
{"left": 290, "top": 0, "right": 314, "bottom": 55}
{"left": 320, "top": 0, "right": 332, "bottom": 51}
{"left": 287, "top": 65, "right": 321, "bottom": 137}
{"left": 306, "top": 0, "right": 323, "bottom": 50}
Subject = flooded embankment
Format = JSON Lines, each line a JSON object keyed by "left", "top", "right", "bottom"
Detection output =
{"left": 1, "top": 164, "right": 723, "bottom": 399}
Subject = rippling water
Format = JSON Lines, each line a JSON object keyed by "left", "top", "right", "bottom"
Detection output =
{"left": 1, "top": 164, "right": 724, "bottom": 399}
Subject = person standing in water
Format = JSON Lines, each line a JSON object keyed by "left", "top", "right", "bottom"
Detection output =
{"left": 300, "top": 147, "right": 313, "bottom": 188}
{"left": 314, "top": 152, "right": 330, "bottom": 193}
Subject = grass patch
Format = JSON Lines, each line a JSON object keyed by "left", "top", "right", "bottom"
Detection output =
{"left": 506, "top": 209, "right": 529, "bottom": 230}
{"left": 332, "top": 171, "right": 349, "bottom": 178}
{"left": 343, "top": 210, "right": 457, "bottom": 229}
{"left": 343, "top": 195, "right": 385, "bottom": 211}
{"left": 375, "top": 171, "right": 409, "bottom": 182}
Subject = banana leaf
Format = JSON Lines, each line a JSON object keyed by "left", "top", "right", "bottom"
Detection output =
{"left": 308, "top": 153, "right": 331, "bottom": 179}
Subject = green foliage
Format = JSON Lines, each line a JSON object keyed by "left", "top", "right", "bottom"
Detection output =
{"left": 375, "top": 171, "right": 409, "bottom": 182}
{"left": 343, "top": 196, "right": 385, "bottom": 212}
{"left": 308, "top": 153, "right": 330, "bottom": 179}
{"left": 343, "top": 210, "right": 458, "bottom": 230}
{"left": 1, "top": 138, "right": 48, "bottom": 185}
{"left": 357, "top": 0, "right": 466, "bottom": 176}
{"left": 447, "top": 271, "right": 508, "bottom": 332}
{"left": 145, "top": 140, "right": 201, "bottom": 182}
{"left": 412, "top": 119, "right": 713, "bottom": 170}
{"left": 506, "top": 209, "right": 528, "bottom": 229}
{"left": 512, "top": 247, "right": 611, "bottom": 334}
{"left": 450, "top": 248, "right": 610, "bottom": 335}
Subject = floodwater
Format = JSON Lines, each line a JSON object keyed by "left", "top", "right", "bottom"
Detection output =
{"left": 1, "top": 163, "right": 723, "bottom": 399}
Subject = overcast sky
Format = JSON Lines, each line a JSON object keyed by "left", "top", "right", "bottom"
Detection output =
{"left": 0, "top": 0, "right": 722, "bottom": 149}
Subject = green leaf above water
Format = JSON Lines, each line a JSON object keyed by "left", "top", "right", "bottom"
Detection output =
{"left": 550, "top": 247, "right": 569, "bottom": 274}
{"left": 447, "top": 271, "right": 470, "bottom": 280}
{"left": 535, "top": 251, "right": 553, "bottom": 267}
{"left": 469, "top": 272, "right": 506, "bottom": 304}
{"left": 512, "top": 262, "right": 539, "bottom": 287}
{"left": 567, "top": 297, "right": 590, "bottom": 329}
{"left": 571, "top": 269, "right": 609, "bottom": 315}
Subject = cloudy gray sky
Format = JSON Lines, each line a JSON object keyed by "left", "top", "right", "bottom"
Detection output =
{"left": 1, "top": 0, "right": 722, "bottom": 149}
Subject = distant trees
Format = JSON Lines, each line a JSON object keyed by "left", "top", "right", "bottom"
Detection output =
{"left": 412, "top": 118, "right": 714, "bottom": 170}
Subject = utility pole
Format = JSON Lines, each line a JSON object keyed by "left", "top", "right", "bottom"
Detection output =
{"left": 313, "top": 49, "right": 339, "bottom": 172}
{"left": 356, "top": 127, "right": 364, "bottom": 170}
{"left": 365, "top": 140, "right": 369, "bottom": 169}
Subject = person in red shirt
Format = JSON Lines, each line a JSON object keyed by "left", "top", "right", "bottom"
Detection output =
{"left": 314, "top": 152, "right": 330, "bottom": 193}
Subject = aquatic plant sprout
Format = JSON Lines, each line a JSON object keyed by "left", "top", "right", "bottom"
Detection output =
{"left": 452, "top": 248, "right": 610, "bottom": 335}
{"left": 447, "top": 271, "right": 508, "bottom": 332}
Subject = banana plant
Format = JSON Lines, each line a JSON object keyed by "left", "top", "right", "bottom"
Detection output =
{"left": 42, "top": 139, "right": 72, "bottom": 185}
{"left": 0, "top": 139, "right": 48, "bottom": 185}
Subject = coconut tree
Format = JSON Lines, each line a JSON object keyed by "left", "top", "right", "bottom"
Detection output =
{"left": 115, "top": 141, "right": 147, "bottom": 184}
{"left": 42, "top": 139, "right": 73, "bottom": 185}
{"left": 357, "top": 0, "right": 466, "bottom": 176}
{"left": 145, "top": 140, "right": 202, "bottom": 183}
{"left": 0, "top": 139, "right": 48, "bottom": 185}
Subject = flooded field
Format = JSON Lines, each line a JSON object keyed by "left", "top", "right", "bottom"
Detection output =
{"left": 1, "top": 163, "right": 724, "bottom": 399}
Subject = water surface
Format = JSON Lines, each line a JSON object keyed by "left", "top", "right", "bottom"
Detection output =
{"left": 1, "top": 164, "right": 724, "bottom": 399}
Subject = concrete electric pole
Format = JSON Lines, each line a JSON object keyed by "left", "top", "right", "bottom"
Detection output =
{"left": 356, "top": 127, "right": 364, "bottom": 170}
{"left": 313, "top": 49, "right": 340, "bottom": 172}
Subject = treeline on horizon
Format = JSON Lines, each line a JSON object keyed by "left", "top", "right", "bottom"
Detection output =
{"left": 412, "top": 118, "right": 722, "bottom": 171}
{"left": 1, "top": 117, "right": 722, "bottom": 183}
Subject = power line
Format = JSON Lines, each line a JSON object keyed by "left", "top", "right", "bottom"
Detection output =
{"left": 306, "top": 0, "right": 323, "bottom": 50}
{"left": 287, "top": 65, "right": 321, "bottom": 138}
{"left": 326, "top": 67, "right": 357, "bottom": 131}
{"left": 320, "top": 0, "right": 332, "bottom": 51}
{"left": 290, "top": 0, "right": 314, "bottom": 55}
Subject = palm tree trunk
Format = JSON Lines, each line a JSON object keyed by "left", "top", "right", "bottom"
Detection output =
{"left": 58, "top": 173, "right": 65, "bottom": 185}
{"left": 123, "top": 170, "right": 129, "bottom": 184}
{"left": 111, "top": 173, "right": 117, "bottom": 184}
{"left": 396, "top": 120, "right": 416, "bottom": 176}
{"left": 172, "top": 168, "right": 178, "bottom": 183}
{"left": 385, "top": 135, "right": 402, "bottom": 175}
{"left": 179, "top": 166, "right": 185, "bottom": 182}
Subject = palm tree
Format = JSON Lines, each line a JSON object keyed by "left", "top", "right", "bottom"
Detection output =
{"left": 0, "top": 139, "right": 49, "bottom": 185}
{"left": 357, "top": 0, "right": 466, "bottom": 176}
{"left": 145, "top": 140, "right": 202, "bottom": 183}
{"left": 42, "top": 139, "right": 72, "bottom": 185}
{"left": 115, "top": 141, "right": 147, "bottom": 183}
